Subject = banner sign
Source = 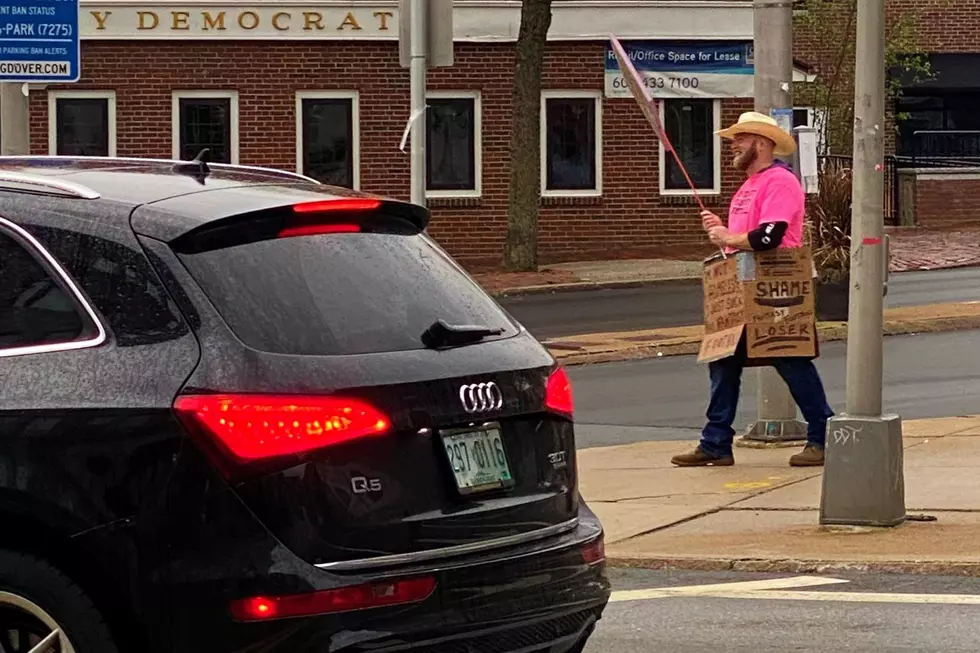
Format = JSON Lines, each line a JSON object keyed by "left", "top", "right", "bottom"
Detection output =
{"left": 605, "top": 40, "right": 754, "bottom": 99}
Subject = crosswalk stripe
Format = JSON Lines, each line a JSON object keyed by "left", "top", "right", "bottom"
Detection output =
{"left": 609, "top": 575, "right": 980, "bottom": 606}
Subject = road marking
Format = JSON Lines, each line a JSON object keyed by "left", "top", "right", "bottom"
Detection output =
{"left": 723, "top": 481, "right": 773, "bottom": 490}
{"left": 610, "top": 576, "right": 980, "bottom": 606}
{"left": 704, "top": 590, "right": 980, "bottom": 605}
{"left": 609, "top": 576, "right": 848, "bottom": 602}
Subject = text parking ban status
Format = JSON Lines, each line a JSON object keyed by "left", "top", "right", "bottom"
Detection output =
{"left": 0, "top": 0, "right": 78, "bottom": 158}
{"left": 0, "top": 0, "right": 79, "bottom": 83}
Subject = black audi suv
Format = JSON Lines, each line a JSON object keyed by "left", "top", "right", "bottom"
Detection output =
{"left": 0, "top": 154, "right": 609, "bottom": 653}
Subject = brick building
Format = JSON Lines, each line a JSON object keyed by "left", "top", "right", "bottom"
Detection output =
{"left": 793, "top": 0, "right": 980, "bottom": 230}
{"left": 5, "top": 0, "right": 973, "bottom": 268}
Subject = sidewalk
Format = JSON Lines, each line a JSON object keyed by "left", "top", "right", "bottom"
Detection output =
{"left": 580, "top": 415, "right": 980, "bottom": 576}
{"left": 475, "top": 227, "right": 980, "bottom": 296}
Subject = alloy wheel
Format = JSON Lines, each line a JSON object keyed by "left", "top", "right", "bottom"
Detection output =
{"left": 0, "top": 592, "right": 75, "bottom": 653}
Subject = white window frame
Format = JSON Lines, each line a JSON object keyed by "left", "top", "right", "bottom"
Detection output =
{"left": 47, "top": 90, "right": 117, "bottom": 157}
{"left": 425, "top": 90, "right": 482, "bottom": 199}
{"left": 658, "top": 98, "right": 722, "bottom": 197}
{"left": 540, "top": 90, "right": 603, "bottom": 198}
{"left": 171, "top": 90, "right": 239, "bottom": 164}
{"left": 793, "top": 105, "right": 828, "bottom": 155}
{"left": 295, "top": 90, "right": 361, "bottom": 190}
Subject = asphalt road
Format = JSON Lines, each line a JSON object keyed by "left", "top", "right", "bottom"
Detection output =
{"left": 501, "top": 267, "right": 980, "bottom": 339}
{"left": 586, "top": 568, "right": 980, "bottom": 652}
{"left": 568, "top": 329, "right": 980, "bottom": 449}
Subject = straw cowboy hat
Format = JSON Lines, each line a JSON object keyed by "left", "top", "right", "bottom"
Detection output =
{"left": 716, "top": 111, "right": 797, "bottom": 157}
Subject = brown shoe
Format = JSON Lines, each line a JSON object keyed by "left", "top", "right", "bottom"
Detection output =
{"left": 671, "top": 446, "right": 734, "bottom": 467}
{"left": 789, "top": 444, "right": 825, "bottom": 467}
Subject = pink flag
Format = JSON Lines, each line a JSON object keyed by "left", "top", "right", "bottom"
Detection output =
{"left": 609, "top": 35, "right": 707, "bottom": 212}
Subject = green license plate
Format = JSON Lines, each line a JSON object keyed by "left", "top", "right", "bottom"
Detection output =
{"left": 440, "top": 425, "right": 514, "bottom": 495}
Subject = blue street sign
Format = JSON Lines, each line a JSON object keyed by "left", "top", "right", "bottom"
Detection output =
{"left": 0, "top": 0, "right": 80, "bottom": 83}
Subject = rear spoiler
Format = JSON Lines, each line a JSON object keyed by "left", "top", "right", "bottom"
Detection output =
{"left": 132, "top": 187, "right": 430, "bottom": 244}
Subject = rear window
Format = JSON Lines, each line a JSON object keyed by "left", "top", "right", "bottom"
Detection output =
{"left": 177, "top": 226, "right": 519, "bottom": 356}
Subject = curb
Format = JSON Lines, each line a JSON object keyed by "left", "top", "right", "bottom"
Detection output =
{"left": 490, "top": 276, "right": 702, "bottom": 298}
{"left": 549, "top": 312, "right": 980, "bottom": 367}
{"left": 488, "top": 265, "right": 964, "bottom": 299}
{"left": 606, "top": 555, "right": 980, "bottom": 578}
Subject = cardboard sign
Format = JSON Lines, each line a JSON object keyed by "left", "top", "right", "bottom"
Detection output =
{"left": 697, "top": 247, "right": 818, "bottom": 363}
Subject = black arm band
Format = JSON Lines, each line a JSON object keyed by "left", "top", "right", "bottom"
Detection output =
{"left": 747, "top": 221, "right": 788, "bottom": 251}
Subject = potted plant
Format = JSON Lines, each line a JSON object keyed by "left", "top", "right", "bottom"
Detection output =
{"left": 806, "top": 159, "right": 852, "bottom": 322}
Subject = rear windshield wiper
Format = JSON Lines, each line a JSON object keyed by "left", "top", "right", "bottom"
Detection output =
{"left": 421, "top": 319, "right": 504, "bottom": 349}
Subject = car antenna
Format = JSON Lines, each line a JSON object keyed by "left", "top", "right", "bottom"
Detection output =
{"left": 172, "top": 148, "right": 211, "bottom": 184}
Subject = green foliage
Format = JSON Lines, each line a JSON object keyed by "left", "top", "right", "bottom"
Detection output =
{"left": 806, "top": 159, "right": 853, "bottom": 284}
{"left": 793, "top": 0, "right": 939, "bottom": 155}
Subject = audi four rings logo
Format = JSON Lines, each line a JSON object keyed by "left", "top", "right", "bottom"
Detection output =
{"left": 459, "top": 382, "right": 504, "bottom": 413}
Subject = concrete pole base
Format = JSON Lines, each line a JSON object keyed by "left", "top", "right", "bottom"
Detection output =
{"left": 741, "top": 417, "right": 808, "bottom": 445}
{"left": 820, "top": 413, "right": 906, "bottom": 527}
{"left": 742, "top": 368, "right": 808, "bottom": 444}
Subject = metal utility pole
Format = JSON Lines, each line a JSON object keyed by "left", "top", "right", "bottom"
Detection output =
{"left": 742, "top": 0, "right": 807, "bottom": 445}
{"left": 820, "top": 0, "right": 905, "bottom": 527}
{"left": 399, "top": 0, "right": 454, "bottom": 208}
{"left": 408, "top": 0, "right": 427, "bottom": 207}
{"left": 0, "top": 83, "right": 31, "bottom": 155}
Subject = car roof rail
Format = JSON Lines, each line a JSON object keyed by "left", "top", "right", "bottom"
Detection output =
{"left": 0, "top": 171, "right": 100, "bottom": 199}
{"left": 0, "top": 154, "right": 321, "bottom": 185}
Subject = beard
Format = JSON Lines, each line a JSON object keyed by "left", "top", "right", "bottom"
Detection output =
{"left": 733, "top": 143, "right": 758, "bottom": 171}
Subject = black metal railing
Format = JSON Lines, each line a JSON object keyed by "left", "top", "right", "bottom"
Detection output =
{"left": 906, "top": 130, "right": 980, "bottom": 167}
{"left": 816, "top": 154, "right": 899, "bottom": 226}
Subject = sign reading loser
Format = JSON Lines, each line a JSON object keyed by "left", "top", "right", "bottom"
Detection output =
{"left": 698, "top": 247, "right": 818, "bottom": 364}
{"left": 605, "top": 40, "right": 754, "bottom": 99}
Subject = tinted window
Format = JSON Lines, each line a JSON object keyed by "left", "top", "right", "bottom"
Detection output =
{"left": 178, "top": 98, "right": 232, "bottom": 163}
{"left": 544, "top": 96, "right": 597, "bottom": 191}
{"left": 664, "top": 99, "right": 714, "bottom": 190}
{"left": 0, "top": 228, "right": 97, "bottom": 351}
{"left": 31, "top": 226, "right": 190, "bottom": 346}
{"left": 178, "top": 227, "right": 518, "bottom": 356}
{"left": 55, "top": 97, "right": 110, "bottom": 156}
{"left": 301, "top": 97, "right": 355, "bottom": 187}
{"left": 426, "top": 97, "right": 477, "bottom": 191}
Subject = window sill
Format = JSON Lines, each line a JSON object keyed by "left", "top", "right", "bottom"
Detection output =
{"left": 660, "top": 192, "right": 720, "bottom": 206}
{"left": 541, "top": 194, "right": 602, "bottom": 207}
{"left": 427, "top": 195, "right": 482, "bottom": 208}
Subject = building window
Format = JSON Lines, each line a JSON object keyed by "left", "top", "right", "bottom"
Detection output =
{"left": 47, "top": 91, "right": 116, "bottom": 157}
{"left": 172, "top": 91, "right": 239, "bottom": 164}
{"left": 296, "top": 92, "right": 359, "bottom": 189}
{"left": 426, "top": 92, "right": 481, "bottom": 196}
{"left": 660, "top": 99, "right": 721, "bottom": 195}
{"left": 541, "top": 91, "right": 602, "bottom": 196}
{"left": 895, "top": 93, "right": 980, "bottom": 158}
{"left": 793, "top": 106, "right": 827, "bottom": 154}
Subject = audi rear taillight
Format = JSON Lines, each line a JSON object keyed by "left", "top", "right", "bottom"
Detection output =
{"left": 582, "top": 536, "right": 605, "bottom": 565}
{"left": 229, "top": 576, "right": 436, "bottom": 622}
{"left": 279, "top": 223, "right": 361, "bottom": 238}
{"left": 173, "top": 394, "right": 391, "bottom": 461}
{"left": 545, "top": 367, "right": 574, "bottom": 416}
{"left": 291, "top": 198, "right": 382, "bottom": 214}
{"left": 278, "top": 198, "right": 382, "bottom": 239}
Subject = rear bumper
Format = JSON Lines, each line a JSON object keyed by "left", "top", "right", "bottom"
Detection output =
{"left": 162, "top": 502, "right": 609, "bottom": 653}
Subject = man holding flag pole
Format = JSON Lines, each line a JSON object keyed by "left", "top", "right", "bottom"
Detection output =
{"left": 608, "top": 36, "right": 834, "bottom": 468}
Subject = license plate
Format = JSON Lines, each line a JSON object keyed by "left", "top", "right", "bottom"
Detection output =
{"left": 440, "top": 425, "right": 514, "bottom": 495}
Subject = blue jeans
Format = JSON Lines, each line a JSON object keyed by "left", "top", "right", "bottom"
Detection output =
{"left": 700, "top": 337, "right": 834, "bottom": 458}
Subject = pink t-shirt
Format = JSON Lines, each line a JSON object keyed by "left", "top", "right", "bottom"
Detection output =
{"left": 725, "top": 163, "right": 805, "bottom": 254}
